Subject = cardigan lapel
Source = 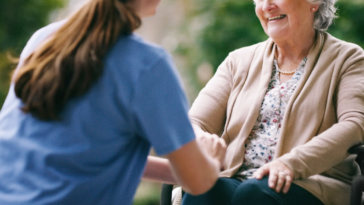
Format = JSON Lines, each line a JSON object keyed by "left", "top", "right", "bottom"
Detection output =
{"left": 274, "top": 32, "right": 327, "bottom": 158}
{"left": 223, "top": 39, "right": 277, "bottom": 176}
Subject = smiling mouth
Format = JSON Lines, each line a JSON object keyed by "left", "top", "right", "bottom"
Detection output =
{"left": 268, "top": 15, "right": 286, "bottom": 21}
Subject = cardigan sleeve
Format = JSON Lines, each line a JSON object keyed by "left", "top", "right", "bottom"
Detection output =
{"left": 279, "top": 46, "right": 364, "bottom": 179}
{"left": 189, "top": 55, "right": 234, "bottom": 137}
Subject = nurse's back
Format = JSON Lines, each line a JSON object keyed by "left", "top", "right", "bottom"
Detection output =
{"left": 0, "top": 1, "right": 227, "bottom": 204}
{"left": 0, "top": 22, "right": 193, "bottom": 205}
{"left": 0, "top": 0, "right": 195, "bottom": 204}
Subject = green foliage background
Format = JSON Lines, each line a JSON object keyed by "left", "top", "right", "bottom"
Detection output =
{"left": 0, "top": 0, "right": 64, "bottom": 108}
{"left": 178, "top": 0, "right": 364, "bottom": 93}
{"left": 0, "top": 0, "right": 363, "bottom": 106}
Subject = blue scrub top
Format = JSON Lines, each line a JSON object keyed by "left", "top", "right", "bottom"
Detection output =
{"left": 0, "top": 21, "right": 195, "bottom": 205}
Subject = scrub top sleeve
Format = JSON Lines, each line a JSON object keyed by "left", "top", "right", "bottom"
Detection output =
{"left": 131, "top": 55, "right": 195, "bottom": 156}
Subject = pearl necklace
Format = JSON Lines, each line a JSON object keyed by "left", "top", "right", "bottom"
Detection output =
{"left": 277, "top": 68, "right": 297, "bottom": 75}
{"left": 274, "top": 59, "right": 296, "bottom": 75}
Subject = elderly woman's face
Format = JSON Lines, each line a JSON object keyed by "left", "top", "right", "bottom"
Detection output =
{"left": 255, "top": 0, "right": 315, "bottom": 41}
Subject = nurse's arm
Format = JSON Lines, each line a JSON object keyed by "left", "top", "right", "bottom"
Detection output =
{"left": 142, "top": 156, "right": 177, "bottom": 184}
{"left": 142, "top": 135, "right": 226, "bottom": 195}
{"left": 166, "top": 138, "right": 225, "bottom": 195}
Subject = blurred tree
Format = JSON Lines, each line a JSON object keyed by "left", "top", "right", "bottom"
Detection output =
{"left": 177, "top": 0, "right": 266, "bottom": 95}
{"left": 328, "top": 1, "right": 364, "bottom": 48}
{"left": 0, "top": 0, "right": 65, "bottom": 108}
{"left": 178, "top": 0, "right": 364, "bottom": 94}
{"left": 0, "top": 0, "right": 65, "bottom": 52}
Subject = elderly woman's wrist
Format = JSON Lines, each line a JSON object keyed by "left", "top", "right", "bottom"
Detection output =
{"left": 277, "top": 157, "right": 299, "bottom": 179}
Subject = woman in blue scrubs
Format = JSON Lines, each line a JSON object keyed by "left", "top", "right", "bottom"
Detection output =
{"left": 0, "top": 0, "right": 226, "bottom": 204}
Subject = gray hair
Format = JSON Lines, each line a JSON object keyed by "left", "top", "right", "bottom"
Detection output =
{"left": 306, "top": 0, "right": 338, "bottom": 31}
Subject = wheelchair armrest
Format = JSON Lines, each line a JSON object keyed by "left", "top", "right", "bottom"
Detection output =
{"left": 160, "top": 184, "right": 174, "bottom": 205}
{"left": 349, "top": 144, "right": 364, "bottom": 155}
{"left": 349, "top": 144, "right": 364, "bottom": 175}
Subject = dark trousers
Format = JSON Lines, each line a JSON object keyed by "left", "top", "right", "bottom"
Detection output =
{"left": 182, "top": 177, "right": 324, "bottom": 205}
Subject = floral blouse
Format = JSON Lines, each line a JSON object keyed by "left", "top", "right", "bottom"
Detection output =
{"left": 235, "top": 57, "right": 307, "bottom": 180}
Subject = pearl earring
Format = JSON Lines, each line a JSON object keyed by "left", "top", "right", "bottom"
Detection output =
{"left": 312, "top": 8, "right": 316, "bottom": 12}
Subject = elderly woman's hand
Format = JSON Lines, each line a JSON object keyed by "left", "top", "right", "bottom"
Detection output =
{"left": 252, "top": 160, "right": 294, "bottom": 194}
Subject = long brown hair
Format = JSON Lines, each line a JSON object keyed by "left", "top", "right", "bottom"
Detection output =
{"left": 14, "top": 0, "right": 141, "bottom": 120}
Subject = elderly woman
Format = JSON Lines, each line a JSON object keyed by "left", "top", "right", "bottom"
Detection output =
{"left": 181, "top": 0, "right": 364, "bottom": 204}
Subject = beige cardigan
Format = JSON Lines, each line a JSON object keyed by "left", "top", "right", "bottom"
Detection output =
{"left": 189, "top": 32, "right": 364, "bottom": 205}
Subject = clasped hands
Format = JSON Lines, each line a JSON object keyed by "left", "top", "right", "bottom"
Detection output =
{"left": 196, "top": 133, "right": 227, "bottom": 171}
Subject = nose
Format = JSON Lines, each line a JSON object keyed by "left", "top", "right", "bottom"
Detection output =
{"left": 262, "top": 0, "right": 277, "bottom": 12}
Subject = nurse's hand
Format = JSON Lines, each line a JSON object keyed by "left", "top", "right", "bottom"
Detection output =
{"left": 196, "top": 133, "right": 226, "bottom": 170}
{"left": 252, "top": 160, "right": 294, "bottom": 194}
